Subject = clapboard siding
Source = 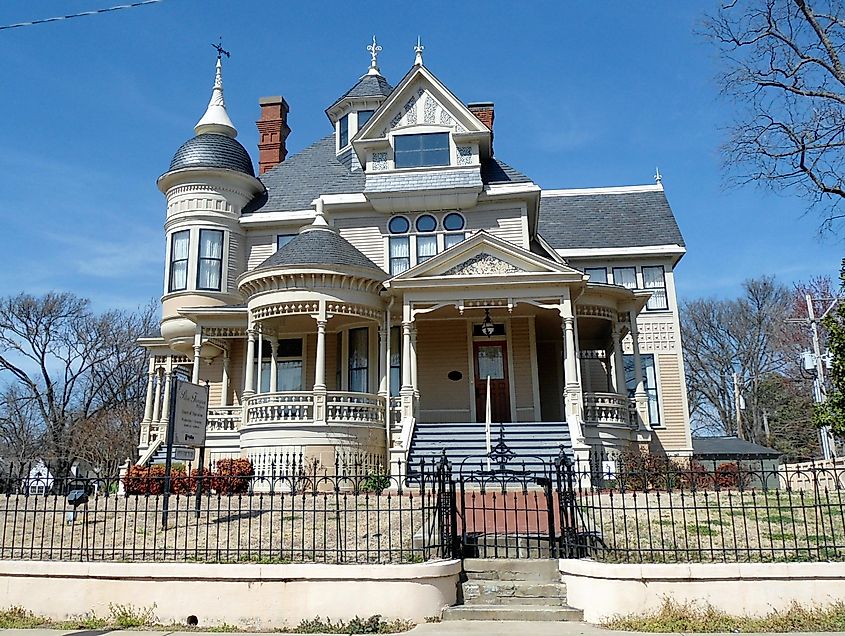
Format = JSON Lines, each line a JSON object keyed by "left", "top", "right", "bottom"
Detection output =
{"left": 246, "top": 234, "right": 275, "bottom": 270}
{"left": 466, "top": 207, "right": 526, "bottom": 248}
{"left": 417, "top": 320, "right": 470, "bottom": 423}
{"left": 654, "top": 353, "right": 688, "bottom": 449}
{"left": 335, "top": 217, "right": 386, "bottom": 269}
{"left": 510, "top": 318, "right": 535, "bottom": 421}
{"left": 227, "top": 232, "right": 243, "bottom": 291}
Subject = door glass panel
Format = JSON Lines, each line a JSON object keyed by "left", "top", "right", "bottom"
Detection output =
{"left": 477, "top": 345, "right": 505, "bottom": 379}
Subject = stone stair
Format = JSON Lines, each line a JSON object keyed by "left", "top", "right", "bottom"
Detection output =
{"left": 442, "top": 558, "right": 583, "bottom": 622}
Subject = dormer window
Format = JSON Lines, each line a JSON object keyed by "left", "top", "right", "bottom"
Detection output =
{"left": 395, "top": 132, "right": 449, "bottom": 168}
{"left": 339, "top": 114, "right": 349, "bottom": 148}
{"left": 358, "top": 110, "right": 374, "bottom": 128}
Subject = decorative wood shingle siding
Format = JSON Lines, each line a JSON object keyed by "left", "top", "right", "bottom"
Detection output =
{"left": 510, "top": 318, "right": 535, "bottom": 421}
{"left": 227, "top": 233, "right": 243, "bottom": 290}
{"left": 416, "top": 320, "right": 470, "bottom": 423}
{"left": 466, "top": 207, "right": 526, "bottom": 248}
{"left": 654, "top": 353, "right": 688, "bottom": 449}
{"left": 334, "top": 217, "right": 386, "bottom": 270}
{"left": 247, "top": 234, "right": 275, "bottom": 270}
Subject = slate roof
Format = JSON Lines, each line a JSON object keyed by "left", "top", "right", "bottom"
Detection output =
{"left": 538, "top": 188, "right": 685, "bottom": 250}
{"left": 692, "top": 436, "right": 782, "bottom": 459}
{"left": 168, "top": 133, "right": 255, "bottom": 176}
{"left": 327, "top": 74, "right": 394, "bottom": 114}
{"left": 245, "top": 134, "right": 534, "bottom": 214}
{"left": 256, "top": 226, "right": 383, "bottom": 274}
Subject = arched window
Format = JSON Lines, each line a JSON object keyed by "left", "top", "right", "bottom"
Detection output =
{"left": 443, "top": 212, "right": 466, "bottom": 249}
{"left": 388, "top": 216, "right": 410, "bottom": 275}
{"left": 415, "top": 214, "right": 437, "bottom": 263}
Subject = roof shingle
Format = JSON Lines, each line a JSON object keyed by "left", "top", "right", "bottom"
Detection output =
{"left": 257, "top": 226, "right": 383, "bottom": 274}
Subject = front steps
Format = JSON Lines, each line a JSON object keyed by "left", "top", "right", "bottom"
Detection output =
{"left": 442, "top": 558, "right": 583, "bottom": 622}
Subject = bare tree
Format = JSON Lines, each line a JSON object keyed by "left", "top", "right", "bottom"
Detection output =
{"left": 704, "top": 0, "right": 845, "bottom": 232}
{"left": 681, "top": 277, "right": 792, "bottom": 441}
{"left": 0, "top": 386, "right": 41, "bottom": 464}
{"left": 0, "top": 293, "right": 156, "bottom": 478}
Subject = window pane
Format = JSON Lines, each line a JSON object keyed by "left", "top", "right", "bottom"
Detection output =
{"left": 169, "top": 261, "right": 187, "bottom": 291}
{"left": 390, "top": 237, "right": 410, "bottom": 275}
{"left": 198, "top": 259, "right": 221, "bottom": 290}
{"left": 348, "top": 327, "right": 369, "bottom": 393}
{"left": 417, "top": 235, "right": 437, "bottom": 262}
{"left": 395, "top": 133, "right": 449, "bottom": 168}
{"left": 278, "top": 338, "right": 303, "bottom": 358}
{"left": 358, "top": 110, "right": 374, "bottom": 127}
{"left": 390, "top": 326, "right": 401, "bottom": 396}
{"left": 642, "top": 266, "right": 665, "bottom": 288}
{"left": 646, "top": 288, "right": 668, "bottom": 311}
{"left": 443, "top": 213, "right": 464, "bottom": 231}
{"left": 444, "top": 233, "right": 465, "bottom": 249}
{"left": 277, "top": 234, "right": 295, "bottom": 250}
{"left": 339, "top": 114, "right": 349, "bottom": 147}
{"left": 585, "top": 267, "right": 607, "bottom": 284}
{"left": 416, "top": 214, "right": 437, "bottom": 232}
{"left": 199, "top": 230, "right": 223, "bottom": 258}
{"left": 623, "top": 353, "right": 660, "bottom": 425}
{"left": 260, "top": 361, "right": 272, "bottom": 393}
{"left": 388, "top": 216, "right": 409, "bottom": 234}
{"left": 169, "top": 230, "right": 190, "bottom": 292}
{"left": 613, "top": 267, "right": 637, "bottom": 289}
{"left": 277, "top": 361, "right": 302, "bottom": 391}
{"left": 477, "top": 345, "right": 505, "bottom": 379}
{"left": 172, "top": 231, "right": 189, "bottom": 260}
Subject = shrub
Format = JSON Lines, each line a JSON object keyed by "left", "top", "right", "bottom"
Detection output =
{"left": 212, "top": 458, "right": 254, "bottom": 495}
{"left": 680, "top": 460, "right": 712, "bottom": 490}
{"left": 360, "top": 472, "right": 391, "bottom": 494}
{"left": 617, "top": 449, "right": 682, "bottom": 491}
{"left": 713, "top": 462, "right": 749, "bottom": 490}
{"left": 123, "top": 465, "right": 195, "bottom": 495}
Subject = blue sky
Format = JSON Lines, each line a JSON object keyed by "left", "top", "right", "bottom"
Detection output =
{"left": 0, "top": 0, "right": 841, "bottom": 310}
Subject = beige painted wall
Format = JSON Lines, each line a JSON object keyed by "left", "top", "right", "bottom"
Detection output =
{"left": 417, "top": 320, "right": 470, "bottom": 423}
{"left": 0, "top": 560, "right": 460, "bottom": 628}
{"left": 561, "top": 559, "right": 845, "bottom": 624}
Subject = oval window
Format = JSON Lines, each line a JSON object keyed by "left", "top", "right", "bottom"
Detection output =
{"left": 388, "top": 216, "right": 410, "bottom": 234}
{"left": 443, "top": 212, "right": 465, "bottom": 231}
{"left": 447, "top": 370, "right": 463, "bottom": 382}
{"left": 416, "top": 214, "right": 437, "bottom": 232}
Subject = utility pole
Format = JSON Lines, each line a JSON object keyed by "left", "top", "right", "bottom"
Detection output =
{"left": 733, "top": 372, "right": 744, "bottom": 440}
{"left": 806, "top": 294, "right": 836, "bottom": 460}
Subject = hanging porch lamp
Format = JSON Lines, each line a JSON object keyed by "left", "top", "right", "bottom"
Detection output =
{"left": 480, "top": 308, "right": 495, "bottom": 338}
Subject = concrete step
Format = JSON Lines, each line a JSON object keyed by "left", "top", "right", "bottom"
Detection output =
{"left": 463, "top": 558, "right": 561, "bottom": 582}
{"left": 442, "top": 604, "right": 583, "bottom": 622}
{"left": 463, "top": 580, "right": 566, "bottom": 601}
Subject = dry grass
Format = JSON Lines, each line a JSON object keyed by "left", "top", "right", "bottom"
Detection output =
{"left": 0, "top": 491, "right": 439, "bottom": 563}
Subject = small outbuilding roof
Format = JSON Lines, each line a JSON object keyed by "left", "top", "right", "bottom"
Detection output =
{"left": 692, "top": 436, "right": 782, "bottom": 459}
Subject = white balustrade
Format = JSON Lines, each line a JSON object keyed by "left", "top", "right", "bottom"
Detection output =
{"left": 326, "top": 392, "right": 385, "bottom": 426}
{"left": 207, "top": 406, "right": 242, "bottom": 432}
{"left": 245, "top": 392, "right": 314, "bottom": 424}
{"left": 583, "top": 392, "right": 637, "bottom": 428}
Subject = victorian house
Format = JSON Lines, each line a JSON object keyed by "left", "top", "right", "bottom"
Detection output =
{"left": 137, "top": 40, "right": 691, "bottom": 475}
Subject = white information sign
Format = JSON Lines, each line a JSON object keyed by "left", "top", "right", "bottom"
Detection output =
{"left": 172, "top": 448, "right": 196, "bottom": 462}
{"left": 172, "top": 380, "right": 208, "bottom": 447}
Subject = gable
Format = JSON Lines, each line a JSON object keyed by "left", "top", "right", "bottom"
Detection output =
{"left": 443, "top": 253, "right": 525, "bottom": 276}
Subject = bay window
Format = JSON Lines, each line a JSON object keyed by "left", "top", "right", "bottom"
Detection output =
{"left": 197, "top": 229, "right": 224, "bottom": 291}
{"left": 339, "top": 114, "right": 349, "bottom": 148}
{"left": 612, "top": 266, "right": 637, "bottom": 289}
{"left": 168, "top": 230, "right": 190, "bottom": 292}
{"left": 624, "top": 353, "right": 661, "bottom": 426}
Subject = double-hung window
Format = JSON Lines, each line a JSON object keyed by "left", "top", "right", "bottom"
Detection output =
{"left": 348, "top": 327, "right": 369, "bottom": 392}
{"left": 197, "top": 229, "right": 224, "bottom": 291}
{"left": 394, "top": 133, "right": 450, "bottom": 168}
{"left": 168, "top": 230, "right": 190, "bottom": 292}
{"left": 585, "top": 267, "right": 608, "bottom": 283}
{"left": 389, "top": 326, "right": 401, "bottom": 396}
{"left": 339, "top": 114, "right": 349, "bottom": 148}
{"left": 443, "top": 212, "right": 465, "bottom": 249}
{"left": 642, "top": 265, "right": 668, "bottom": 310}
{"left": 388, "top": 216, "right": 411, "bottom": 275}
{"left": 612, "top": 266, "right": 637, "bottom": 289}
{"left": 415, "top": 214, "right": 437, "bottom": 263}
{"left": 276, "top": 338, "right": 303, "bottom": 391}
{"left": 624, "top": 353, "right": 660, "bottom": 426}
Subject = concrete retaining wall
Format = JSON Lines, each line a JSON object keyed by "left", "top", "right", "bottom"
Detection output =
{"left": 0, "top": 559, "right": 461, "bottom": 629}
{"left": 560, "top": 558, "right": 845, "bottom": 623}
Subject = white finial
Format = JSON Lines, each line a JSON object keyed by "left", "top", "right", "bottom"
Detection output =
{"left": 654, "top": 167, "right": 662, "bottom": 185}
{"left": 195, "top": 46, "right": 237, "bottom": 138}
{"left": 366, "top": 35, "right": 382, "bottom": 76}
{"left": 312, "top": 197, "right": 329, "bottom": 226}
{"left": 414, "top": 36, "right": 424, "bottom": 66}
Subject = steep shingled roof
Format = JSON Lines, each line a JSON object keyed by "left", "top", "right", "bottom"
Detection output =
{"left": 256, "top": 226, "right": 383, "bottom": 274}
{"left": 538, "top": 187, "right": 685, "bottom": 250}
{"left": 245, "top": 135, "right": 534, "bottom": 213}
{"left": 169, "top": 133, "right": 255, "bottom": 176}
{"left": 327, "top": 74, "right": 394, "bottom": 114}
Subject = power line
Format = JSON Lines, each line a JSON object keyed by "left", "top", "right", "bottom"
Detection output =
{"left": 0, "top": 0, "right": 167, "bottom": 32}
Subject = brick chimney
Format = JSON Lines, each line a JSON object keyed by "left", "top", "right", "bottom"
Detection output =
{"left": 256, "top": 96, "right": 290, "bottom": 175}
{"left": 468, "top": 102, "right": 494, "bottom": 153}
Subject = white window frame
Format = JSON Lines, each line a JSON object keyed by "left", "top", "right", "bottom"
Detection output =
{"left": 642, "top": 265, "right": 669, "bottom": 311}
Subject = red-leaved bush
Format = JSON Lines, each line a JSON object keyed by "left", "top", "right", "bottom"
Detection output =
{"left": 211, "top": 458, "right": 254, "bottom": 495}
{"left": 123, "top": 459, "right": 253, "bottom": 495}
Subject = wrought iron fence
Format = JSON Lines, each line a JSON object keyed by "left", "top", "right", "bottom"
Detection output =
{"left": 0, "top": 457, "right": 449, "bottom": 564}
{"left": 564, "top": 453, "right": 845, "bottom": 563}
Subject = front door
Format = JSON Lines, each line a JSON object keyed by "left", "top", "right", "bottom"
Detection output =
{"left": 474, "top": 341, "right": 511, "bottom": 422}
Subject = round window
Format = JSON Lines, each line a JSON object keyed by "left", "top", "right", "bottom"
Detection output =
{"left": 443, "top": 212, "right": 465, "bottom": 231}
{"left": 415, "top": 214, "right": 437, "bottom": 232}
{"left": 388, "top": 216, "right": 410, "bottom": 234}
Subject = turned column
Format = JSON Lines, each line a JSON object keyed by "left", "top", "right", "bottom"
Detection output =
{"left": 244, "top": 326, "right": 256, "bottom": 397}
{"left": 192, "top": 328, "right": 202, "bottom": 384}
{"left": 221, "top": 349, "right": 230, "bottom": 407}
{"left": 269, "top": 335, "right": 278, "bottom": 392}
{"left": 628, "top": 310, "right": 650, "bottom": 429}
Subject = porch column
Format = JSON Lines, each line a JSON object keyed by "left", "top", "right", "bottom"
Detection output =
{"left": 410, "top": 325, "right": 419, "bottom": 399}
{"left": 161, "top": 356, "right": 173, "bottom": 429}
{"left": 256, "top": 324, "right": 264, "bottom": 394}
{"left": 561, "top": 294, "right": 585, "bottom": 446}
{"left": 191, "top": 327, "right": 202, "bottom": 384}
{"left": 142, "top": 356, "right": 155, "bottom": 423}
{"left": 378, "top": 325, "right": 388, "bottom": 398}
{"left": 244, "top": 326, "right": 256, "bottom": 397}
{"left": 628, "top": 310, "right": 650, "bottom": 430}
{"left": 611, "top": 323, "right": 627, "bottom": 395}
{"left": 313, "top": 317, "right": 328, "bottom": 425}
{"left": 399, "top": 300, "right": 416, "bottom": 430}
{"left": 221, "top": 349, "right": 230, "bottom": 407}
{"left": 269, "top": 335, "right": 278, "bottom": 393}
{"left": 152, "top": 366, "right": 163, "bottom": 424}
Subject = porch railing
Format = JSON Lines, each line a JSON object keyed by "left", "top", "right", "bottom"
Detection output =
{"left": 583, "top": 392, "right": 637, "bottom": 428}
{"left": 244, "top": 392, "right": 314, "bottom": 424}
{"left": 207, "top": 406, "right": 242, "bottom": 432}
{"left": 326, "top": 392, "right": 385, "bottom": 425}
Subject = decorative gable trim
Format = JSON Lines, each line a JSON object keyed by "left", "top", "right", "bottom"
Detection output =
{"left": 443, "top": 253, "right": 525, "bottom": 276}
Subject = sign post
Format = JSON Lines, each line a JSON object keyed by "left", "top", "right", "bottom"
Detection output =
{"left": 161, "top": 375, "right": 208, "bottom": 529}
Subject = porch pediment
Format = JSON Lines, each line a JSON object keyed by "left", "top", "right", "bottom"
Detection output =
{"left": 388, "top": 231, "right": 585, "bottom": 285}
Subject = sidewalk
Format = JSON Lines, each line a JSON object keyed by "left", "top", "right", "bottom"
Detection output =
{"left": 1, "top": 625, "right": 843, "bottom": 636}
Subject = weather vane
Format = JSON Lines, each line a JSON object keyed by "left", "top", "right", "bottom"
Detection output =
{"left": 212, "top": 37, "right": 230, "bottom": 60}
